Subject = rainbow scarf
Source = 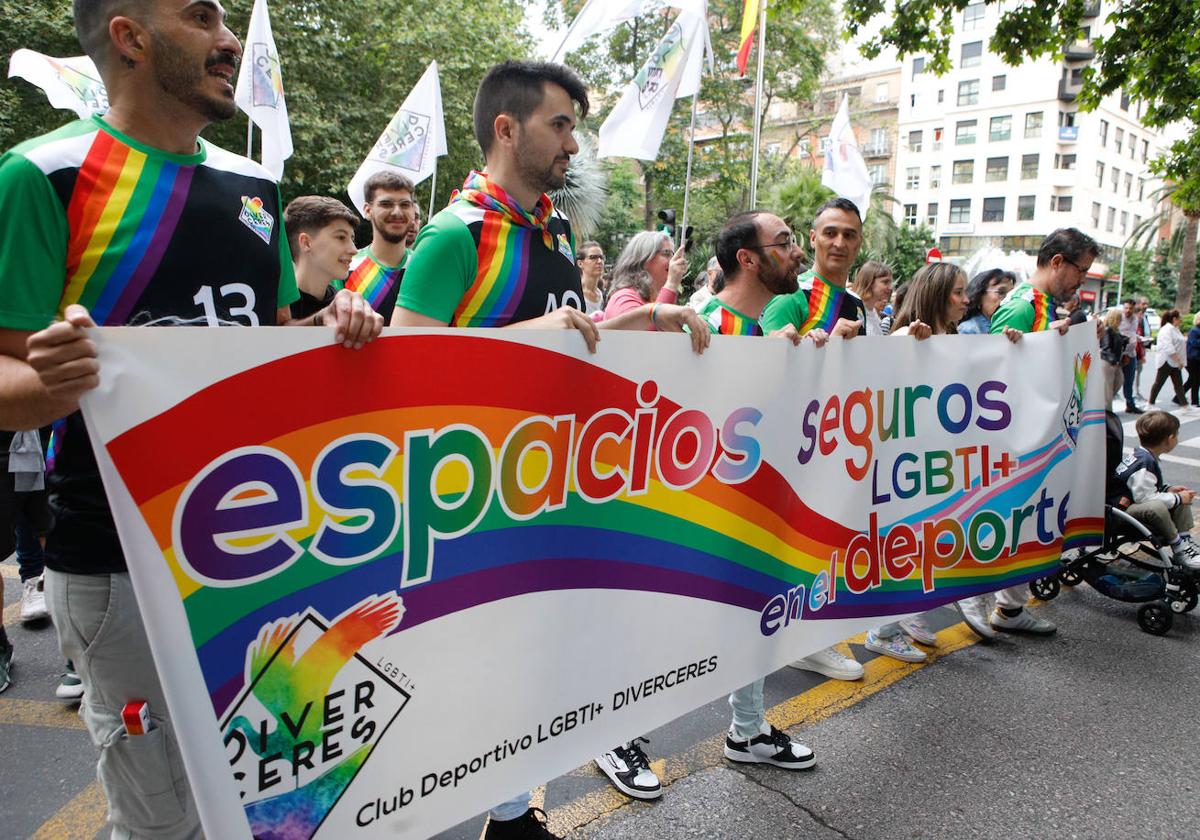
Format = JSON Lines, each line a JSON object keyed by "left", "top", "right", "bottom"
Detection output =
{"left": 343, "top": 250, "right": 405, "bottom": 310}
{"left": 59, "top": 127, "right": 198, "bottom": 325}
{"left": 449, "top": 171, "right": 560, "bottom": 326}
{"left": 799, "top": 273, "right": 846, "bottom": 334}
{"left": 708, "top": 301, "right": 763, "bottom": 336}
{"left": 1024, "top": 283, "right": 1053, "bottom": 332}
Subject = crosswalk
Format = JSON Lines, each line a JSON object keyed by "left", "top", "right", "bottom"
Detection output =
{"left": 1117, "top": 402, "right": 1200, "bottom": 467}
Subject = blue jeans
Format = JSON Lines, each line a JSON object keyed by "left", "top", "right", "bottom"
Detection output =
{"left": 728, "top": 678, "right": 767, "bottom": 740}
{"left": 1121, "top": 355, "right": 1137, "bottom": 406}
{"left": 490, "top": 791, "right": 532, "bottom": 821}
{"left": 14, "top": 520, "right": 44, "bottom": 582}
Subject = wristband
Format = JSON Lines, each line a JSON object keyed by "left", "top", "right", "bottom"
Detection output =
{"left": 651, "top": 302, "right": 660, "bottom": 328}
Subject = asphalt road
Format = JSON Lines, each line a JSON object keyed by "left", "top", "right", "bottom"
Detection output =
{"left": 2, "top": 383, "right": 1198, "bottom": 840}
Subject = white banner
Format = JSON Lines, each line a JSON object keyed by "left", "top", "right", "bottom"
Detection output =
{"left": 550, "top": 0, "right": 709, "bottom": 62}
{"left": 348, "top": 61, "right": 446, "bottom": 214}
{"left": 233, "top": 0, "right": 293, "bottom": 179}
{"left": 7, "top": 49, "right": 108, "bottom": 117}
{"left": 80, "top": 326, "right": 1103, "bottom": 838}
{"left": 598, "top": 11, "right": 707, "bottom": 160}
{"left": 823, "top": 94, "right": 873, "bottom": 221}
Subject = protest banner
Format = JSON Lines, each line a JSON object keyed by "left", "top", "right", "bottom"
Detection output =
{"left": 79, "top": 326, "right": 1103, "bottom": 838}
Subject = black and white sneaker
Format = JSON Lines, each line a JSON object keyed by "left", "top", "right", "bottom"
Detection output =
{"left": 724, "top": 724, "right": 815, "bottom": 770}
{"left": 595, "top": 737, "right": 662, "bottom": 799}
{"left": 483, "top": 807, "right": 561, "bottom": 840}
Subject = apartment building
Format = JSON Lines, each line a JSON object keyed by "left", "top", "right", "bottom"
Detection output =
{"left": 890, "top": 0, "right": 1167, "bottom": 306}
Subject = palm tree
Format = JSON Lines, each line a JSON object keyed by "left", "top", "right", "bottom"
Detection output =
{"left": 1126, "top": 183, "right": 1200, "bottom": 314}
{"left": 769, "top": 166, "right": 897, "bottom": 258}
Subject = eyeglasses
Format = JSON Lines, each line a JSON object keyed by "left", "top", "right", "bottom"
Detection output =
{"left": 581, "top": 254, "right": 605, "bottom": 262}
{"left": 747, "top": 234, "right": 798, "bottom": 251}
{"left": 1063, "top": 258, "right": 1090, "bottom": 276}
{"left": 655, "top": 248, "right": 674, "bottom": 258}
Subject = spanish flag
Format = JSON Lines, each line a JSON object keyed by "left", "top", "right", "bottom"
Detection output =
{"left": 736, "top": 0, "right": 762, "bottom": 76}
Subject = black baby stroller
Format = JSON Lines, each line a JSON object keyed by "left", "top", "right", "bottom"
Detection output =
{"left": 1028, "top": 410, "right": 1199, "bottom": 635}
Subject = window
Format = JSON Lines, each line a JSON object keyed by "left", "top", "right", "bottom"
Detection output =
{"left": 875, "top": 82, "right": 889, "bottom": 103}
{"left": 956, "top": 120, "right": 977, "bottom": 144}
{"left": 1106, "top": 207, "right": 1116, "bottom": 231}
{"left": 904, "top": 204, "right": 918, "bottom": 226}
{"left": 989, "top": 115, "right": 1012, "bottom": 141}
{"left": 1110, "top": 167, "right": 1120, "bottom": 192}
{"left": 932, "top": 127, "right": 944, "bottom": 150}
{"left": 1138, "top": 178, "right": 1145, "bottom": 201}
{"left": 1025, "top": 112, "right": 1043, "bottom": 138}
{"left": 869, "top": 127, "right": 887, "bottom": 151}
{"left": 926, "top": 203, "right": 939, "bottom": 226}
{"left": 912, "top": 57, "right": 926, "bottom": 78}
{"left": 982, "top": 197, "right": 1005, "bottom": 222}
{"left": 961, "top": 41, "right": 983, "bottom": 67}
{"left": 1018, "top": 195, "right": 1036, "bottom": 221}
{"left": 1135, "top": 214, "right": 1143, "bottom": 230}
{"left": 1091, "top": 202, "right": 1102, "bottom": 228}
{"left": 963, "top": 2, "right": 985, "bottom": 29}
{"left": 1114, "top": 127, "right": 1124, "bottom": 154}
{"left": 1120, "top": 210, "right": 1129, "bottom": 235}
{"left": 1054, "top": 153, "right": 1077, "bottom": 170}
{"left": 1142, "top": 139, "right": 1149, "bottom": 163}
{"left": 985, "top": 157, "right": 1009, "bottom": 182}
{"left": 957, "top": 79, "right": 979, "bottom": 106}
{"left": 819, "top": 134, "right": 830, "bottom": 153}
{"left": 992, "top": 74, "right": 1006, "bottom": 91}
{"left": 949, "top": 199, "right": 971, "bottom": 224}
{"left": 908, "top": 129, "right": 923, "bottom": 152}
{"left": 1120, "top": 90, "right": 1130, "bottom": 110}
{"left": 937, "top": 88, "right": 945, "bottom": 104}
{"left": 1099, "top": 119, "right": 1109, "bottom": 146}
{"left": 930, "top": 165, "right": 942, "bottom": 188}
{"left": 1051, "top": 195, "right": 1073, "bottom": 212}
{"left": 1022, "top": 154, "right": 1039, "bottom": 179}
{"left": 1125, "top": 172, "right": 1133, "bottom": 198}
{"left": 1128, "top": 135, "right": 1137, "bottom": 160}
{"left": 952, "top": 160, "right": 975, "bottom": 184}
{"left": 1059, "top": 110, "right": 1077, "bottom": 128}
{"left": 868, "top": 163, "right": 887, "bottom": 185}
{"left": 1095, "top": 161, "right": 1105, "bottom": 188}
{"left": 906, "top": 167, "right": 920, "bottom": 189}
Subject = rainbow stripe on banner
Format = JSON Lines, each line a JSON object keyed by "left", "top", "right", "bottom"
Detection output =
{"left": 60, "top": 130, "right": 194, "bottom": 324}
{"left": 102, "top": 334, "right": 1098, "bottom": 724}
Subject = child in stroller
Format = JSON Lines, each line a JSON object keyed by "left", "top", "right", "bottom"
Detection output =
{"left": 1113, "top": 411, "right": 1200, "bottom": 569}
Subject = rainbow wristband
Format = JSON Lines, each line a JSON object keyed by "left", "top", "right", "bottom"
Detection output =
{"left": 651, "top": 302, "right": 660, "bottom": 328}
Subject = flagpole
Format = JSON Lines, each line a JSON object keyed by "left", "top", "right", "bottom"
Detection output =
{"left": 748, "top": 0, "right": 767, "bottom": 207}
{"left": 680, "top": 91, "right": 700, "bottom": 250}
{"left": 245, "top": 116, "right": 254, "bottom": 161}
{"left": 428, "top": 159, "right": 438, "bottom": 218}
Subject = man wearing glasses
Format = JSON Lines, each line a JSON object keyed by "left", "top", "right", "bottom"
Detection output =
{"left": 340, "top": 171, "right": 417, "bottom": 323}
{"left": 987, "top": 227, "right": 1100, "bottom": 636}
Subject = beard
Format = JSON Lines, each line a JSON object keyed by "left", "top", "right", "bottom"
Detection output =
{"left": 514, "top": 142, "right": 567, "bottom": 196}
{"left": 372, "top": 215, "right": 406, "bottom": 245}
{"left": 149, "top": 31, "right": 238, "bottom": 122}
{"left": 761, "top": 256, "right": 800, "bottom": 295}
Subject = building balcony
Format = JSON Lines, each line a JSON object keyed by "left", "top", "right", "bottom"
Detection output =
{"left": 862, "top": 141, "right": 891, "bottom": 158}
{"left": 1059, "top": 78, "right": 1082, "bottom": 102}
{"left": 1058, "top": 125, "right": 1080, "bottom": 142}
{"left": 1065, "top": 40, "right": 1096, "bottom": 61}
{"left": 1082, "top": 1, "right": 1101, "bottom": 18}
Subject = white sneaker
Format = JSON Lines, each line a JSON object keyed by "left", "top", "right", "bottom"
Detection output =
{"left": 899, "top": 616, "right": 937, "bottom": 646}
{"left": 864, "top": 630, "right": 927, "bottom": 663}
{"left": 989, "top": 607, "right": 1056, "bottom": 635}
{"left": 595, "top": 738, "right": 661, "bottom": 800}
{"left": 724, "top": 723, "right": 815, "bottom": 770}
{"left": 789, "top": 646, "right": 864, "bottom": 681}
{"left": 20, "top": 575, "right": 49, "bottom": 623}
{"left": 1172, "top": 539, "right": 1200, "bottom": 570}
{"left": 956, "top": 596, "right": 999, "bottom": 639}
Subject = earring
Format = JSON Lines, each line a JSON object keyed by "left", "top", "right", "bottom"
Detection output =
{"left": 120, "top": 55, "right": 136, "bottom": 69}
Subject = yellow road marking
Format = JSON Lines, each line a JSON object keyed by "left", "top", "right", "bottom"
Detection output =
{"left": 30, "top": 780, "right": 107, "bottom": 840}
{"left": 2, "top": 600, "right": 21, "bottom": 627}
{"left": 546, "top": 623, "right": 980, "bottom": 836}
{"left": 0, "top": 699, "right": 85, "bottom": 730}
{"left": 1, "top": 563, "right": 18, "bottom": 579}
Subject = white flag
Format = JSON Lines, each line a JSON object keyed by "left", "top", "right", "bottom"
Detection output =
{"left": 551, "top": 0, "right": 712, "bottom": 69}
{"left": 347, "top": 61, "right": 447, "bottom": 214}
{"left": 233, "top": 0, "right": 292, "bottom": 179}
{"left": 597, "top": 11, "right": 706, "bottom": 161}
{"left": 822, "top": 94, "right": 873, "bottom": 221}
{"left": 7, "top": 49, "right": 108, "bottom": 118}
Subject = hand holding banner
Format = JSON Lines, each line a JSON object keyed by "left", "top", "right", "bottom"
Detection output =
{"left": 80, "top": 327, "right": 1102, "bottom": 838}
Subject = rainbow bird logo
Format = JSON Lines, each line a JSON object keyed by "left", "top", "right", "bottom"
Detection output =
{"left": 1063, "top": 352, "right": 1091, "bottom": 446}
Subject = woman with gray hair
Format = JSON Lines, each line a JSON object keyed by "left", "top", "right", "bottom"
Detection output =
{"left": 603, "top": 231, "right": 688, "bottom": 322}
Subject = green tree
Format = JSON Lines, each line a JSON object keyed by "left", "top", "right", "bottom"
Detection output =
{"left": 0, "top": 0, "right": 81, "bottom": 151}
{"left": 888, "top": 224, "right": 936, "bottom": 285}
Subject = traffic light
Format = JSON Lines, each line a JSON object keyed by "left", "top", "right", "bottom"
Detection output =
{"left": 656, "top": 208, "right": 676, "bottom": 239}
{"left": 683, "top": 225, "right": 695, "bottom": 253}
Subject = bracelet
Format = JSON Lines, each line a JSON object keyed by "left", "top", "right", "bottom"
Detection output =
{"left": 651, "top": 302, "right": 660, "bottom": 328}
{"left": 311, "top": 311, "right": 322, "bottom": 327}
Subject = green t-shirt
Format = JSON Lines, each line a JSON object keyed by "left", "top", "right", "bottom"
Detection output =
{"left": 989, "top": 281, "right": 1053, "bottom": 334}
{"left": 333, "top": 246, "right": 408, "bottom": 323}
{"left": 697, "top": 296, "right": 764, "bottom": 336}
{"left": 760, "top": 269, "right": 866, "bottom": 336}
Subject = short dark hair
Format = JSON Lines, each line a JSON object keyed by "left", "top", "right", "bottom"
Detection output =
{"left": 715, "top": 211, "right": 766, "bottom": 277}
{"left": 74, "top": 0, "right": 150, "bottom": 68}
{"left": 1122, "top": 297, "right": 1135, "bottom": 305}
{"left": 1135, "top": 410, "right": 1180, "bottom": 448}
{"left": 364, "top": 171, "right": 415, "bottom": 205}
{"left": 284, "top": 196, "right": 358, "bottom": 256}
{"left": 812, "top": 197, "right": 862, "bottom": 229}
{"left": 1036, "top": 227, "right": 1100, "bottom": 268}
{"left": 473, "top": 61, "right": 589, "bottom": 158}
{"left": 964, "top": 268, "right": 1017, "bottom": 321}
